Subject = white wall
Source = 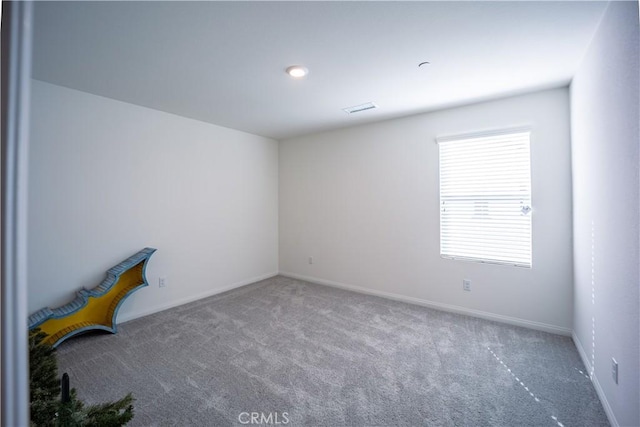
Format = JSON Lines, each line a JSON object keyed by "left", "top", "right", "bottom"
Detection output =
{"left": 27, "top": 80, "right": 279, "bottom": 322}
{"left": 570, "top": 2, "right": 639, "bottom": 426}
{"left": 280, "top": 88, "right": 574, "bottom": 333}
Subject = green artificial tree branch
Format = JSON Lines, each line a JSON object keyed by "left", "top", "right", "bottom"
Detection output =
{"left": 29, "top": 329, "right": 135, "bottom": 426}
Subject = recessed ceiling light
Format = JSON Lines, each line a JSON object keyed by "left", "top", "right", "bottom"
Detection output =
{"left": 286, "top": 65, "right": 309, "bottom": 78}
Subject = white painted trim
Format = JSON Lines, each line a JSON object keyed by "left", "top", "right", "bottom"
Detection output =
{"left": 116, "top": 271, "right": 279, "bottom": 324}
{"left": 436, "top": 126, "right": 531, "bottom": 144}
{"left": 1, "top": 3, "right": 33, "bottom": 426}
{"left": 279, "top": 271, "right": 572, "bottom": 336}
{"left": 572, "top": 331, "right": 591, "bottom": 373}
{"left": 572, "top": 332, "right": 619, "bottom": 427}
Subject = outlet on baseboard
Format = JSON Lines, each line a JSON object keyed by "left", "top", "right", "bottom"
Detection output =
{"left": 612, "top": 358, "right": 618, "bottom": 384}
{"left": 463, "top": 279, "right": 471, "bottom": 292}
{"left": 159, "top": 277, "right": 167, "bottom": 288}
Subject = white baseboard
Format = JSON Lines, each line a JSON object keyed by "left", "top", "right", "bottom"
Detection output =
{"left": 116, "top": 271, "right": 279, "bottom": 324}
{"left": 572, "top": 332, "right": 619, "bottom": 427}
{"left": 279, "top": 271, "right": 572, "bottom": 336}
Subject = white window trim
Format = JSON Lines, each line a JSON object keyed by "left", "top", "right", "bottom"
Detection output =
{"left": 436, "top": 126, "right": 532, "bottom": 144}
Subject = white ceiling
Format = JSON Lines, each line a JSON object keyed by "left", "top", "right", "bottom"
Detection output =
{"left": 32, "top": 1, "right": 609, "bottom": 140}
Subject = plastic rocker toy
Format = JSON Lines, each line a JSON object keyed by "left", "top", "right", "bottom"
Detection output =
{"left": 28, "top": 247, "right": 157, "bottom": 347}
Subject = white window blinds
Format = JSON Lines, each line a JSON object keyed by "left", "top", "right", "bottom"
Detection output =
{"left": 438, "top": 130, "right": 532, "bottom": 267}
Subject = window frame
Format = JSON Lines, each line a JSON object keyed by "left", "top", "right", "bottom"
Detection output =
{"left": 437, "top": 128, "right": 533, "bottom": 268}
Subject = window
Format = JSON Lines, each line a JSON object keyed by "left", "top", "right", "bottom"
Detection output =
{"left": 438, "top": 129, "right": 532, "bottom": 267}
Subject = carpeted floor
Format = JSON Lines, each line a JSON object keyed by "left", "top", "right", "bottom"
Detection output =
{"left": 56, "top": 276, "right": 608, "bottom": 426}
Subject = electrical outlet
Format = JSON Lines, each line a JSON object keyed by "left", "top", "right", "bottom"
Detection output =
{"left": 308, "top": 256, "right": 313, "bottom": 265}
{"left": 612, "top": 358, "right": 618, "bottom": 384}
{"left": 159, "top": 277, "right": 167, "bottom": 288}
{"left": 463, "top": 279, "right": 471, "bottom": 292}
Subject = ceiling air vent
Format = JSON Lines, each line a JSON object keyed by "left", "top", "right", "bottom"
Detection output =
{"left": 342, "top": 102, "right": 378, "bottom": 114}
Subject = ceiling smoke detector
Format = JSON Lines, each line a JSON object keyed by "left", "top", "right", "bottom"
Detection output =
{"left": 342, "top": 102, "right": 378, "bottom": 114}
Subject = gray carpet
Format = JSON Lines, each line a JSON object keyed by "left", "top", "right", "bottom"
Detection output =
{"left": 56, "top": 276, "right": 608, "bottom": 426}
